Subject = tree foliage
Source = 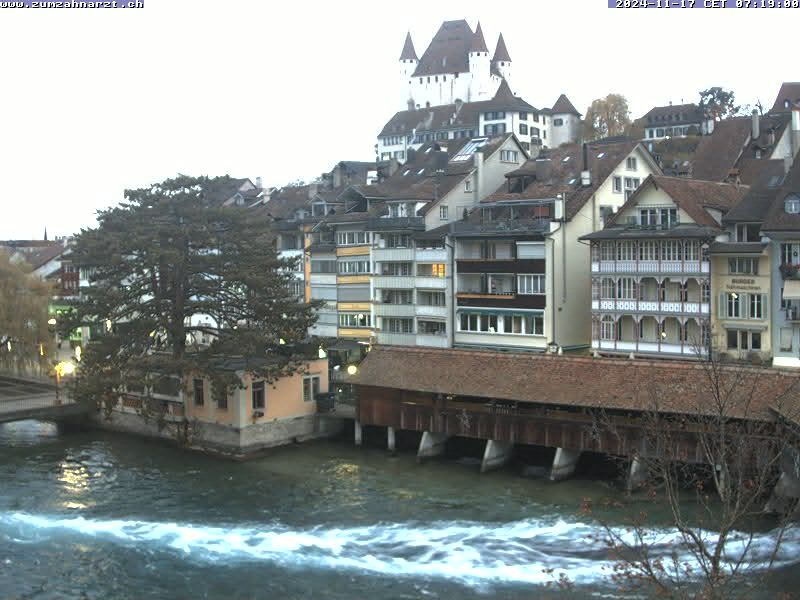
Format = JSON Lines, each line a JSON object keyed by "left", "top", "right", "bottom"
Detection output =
{"left": 62, "top": 175, "right": 320, "bottom": 417}
{"left": 582, "top": 94, "right": 632, "bottom": 141}
{"left": 0, "top": 251, "right": 53, "bottom": 374}
{"left": 699, "top": 87, "right": 740, "bottom": 122}
{"left": 586, "top": 349, "right": 800, "bottom": 599}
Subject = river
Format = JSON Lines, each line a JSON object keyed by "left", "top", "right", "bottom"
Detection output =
{"left": 0, "top": 421, "right": 797, "bottom": 599}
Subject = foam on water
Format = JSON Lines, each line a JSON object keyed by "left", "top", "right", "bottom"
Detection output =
{"left": 1, "top": 512, "right": 797, "bottom": 587}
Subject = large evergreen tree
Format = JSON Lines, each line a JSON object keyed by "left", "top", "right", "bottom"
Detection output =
{"left": 62, "top": 175, "right": 319, "bottom": 415}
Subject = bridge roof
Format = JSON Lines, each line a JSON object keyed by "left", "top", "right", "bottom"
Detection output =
{"left": 349, "top": 346, "right": 800, "bottom": 421}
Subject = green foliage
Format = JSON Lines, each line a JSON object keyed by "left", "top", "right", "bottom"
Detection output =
{"left": 582, "top": 94, "right": 632, "bottom": 141}
{"left": 62, "top": 175, "right": 321, "bottom": 415}
{"left": 0, "top": 251, "right": 53, "bottom": 373}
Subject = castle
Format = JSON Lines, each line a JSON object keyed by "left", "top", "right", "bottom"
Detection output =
{"left": 399, "top": 20, "right": 511, "bottom": 111}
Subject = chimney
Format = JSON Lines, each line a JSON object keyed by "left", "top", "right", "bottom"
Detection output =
{"left": 473, "top": 150, "right": 484, "bottom": 206}
{"left": 581, "top": 143, "right": 592, "bottom": 187}
{"left": 751, "top": 109, "right": 760, "bottom": 141}
{"left": 407, "top": 147, "right": 417, "bottom": 164}
{"left": 388, "top": 157, "right": 400, "bottom": 177}
{"left": 792, "top": 107, "right": 800, "bottom": 159}
{"left": 256, "top": 176, "right": 263, "bottom": 190}
{"left": 553, "top": 193, "right": 565, "bottom": 221}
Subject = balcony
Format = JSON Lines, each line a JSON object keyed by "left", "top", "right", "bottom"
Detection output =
{"left": 414, "top": 276, "right": 447, "bottom": 289}
{"left": 416, "top": 333, "right": 449, "bottom": 348}
{"left": 416, "top": 248, "right": 447, "bottom": 262}
{"left": 376, "top": 332, "right": 416, "bottom": 346}
{"left": 457, "top": 258, "right": 544, "bottom": 274}
{"left": 372, "top": 275, "right": 415, "bottom": 289}
{"left": 591, "top": 299, "right": 709, "bottom": 315}
{"left": 591, "top": 260, "right": 710, "bottom": 275}
{"left": 592, "top": 339, "right": 707, "bottom": 358}
{"left": 373, "top": 303, "right": 416, "bottom": 317}
{"left": 416, "top": 305, "right": 448, "bottom": 318}
{"left": 373, "top": 247, "right": 415, "bottom": 261}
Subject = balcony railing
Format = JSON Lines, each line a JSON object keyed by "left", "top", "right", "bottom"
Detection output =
{"left": 592, "top": 339, "right": 707, "bottom": 358}
{"left": 591, "top": 260, "right": 709, "bottom": 274}
{"left": 592, "top": 299, "right": 709, "bottom": 315}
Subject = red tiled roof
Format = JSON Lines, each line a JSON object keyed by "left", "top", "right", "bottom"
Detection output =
{"left": 691, "top": 118, "right": 752, "bottom": 181}
{"left": 470, "top": 21, "right": 488, "bottom": 53}
{"left": 770, "top": 82, "right": 800, "bottom": 113}
{"left": 413, "top": 20, "right": 473, "bottom": 77}
{"left": 551, "top": 94, "right": 580, "bottom": 116}
{"left": 350, "top": 346, "right": 800, "bottom": 420}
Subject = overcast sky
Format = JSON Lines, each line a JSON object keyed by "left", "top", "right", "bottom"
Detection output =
{"left": 0, "top": 0, "right": 793, "bottom": 239}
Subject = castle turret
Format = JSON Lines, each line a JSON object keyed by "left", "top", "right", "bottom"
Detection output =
{"left": 468, "top": 22, "right": 490, "bottom": 102}
{"left": 492, "top": 33, "right": 512, "bottom": 84}
{"left": 399, "top": 31, "right": 418, "bottom": 110}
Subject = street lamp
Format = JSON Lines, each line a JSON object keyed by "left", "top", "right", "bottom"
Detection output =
{"left": 346, "top": 364, "right": 358, "bottom": 375}
{"left": 54, "top": 360, "right": 76, "bottom": 405}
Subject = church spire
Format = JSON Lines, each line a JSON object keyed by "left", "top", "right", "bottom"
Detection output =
{"left": 43, "top": 227, "right": 48, "bottom": 241}
{"left": 470, "top": 21, "right": 488, "bottom": 53}
{"left": 492, "top": 33, "right": 511, "bottom": 62}
{"left": 399, "top": 31, "right": 418, "bottom": 61}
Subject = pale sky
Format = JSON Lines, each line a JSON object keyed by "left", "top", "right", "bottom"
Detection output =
{"left": 0, "top": 0, "right": 793, "bottom": 239}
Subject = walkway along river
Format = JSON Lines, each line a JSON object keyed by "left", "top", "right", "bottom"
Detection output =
{"left": 0, "top": 421, "right": 798, "bottom": 599}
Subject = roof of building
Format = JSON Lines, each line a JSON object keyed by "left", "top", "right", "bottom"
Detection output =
{"left": 413, "top": 20, "right": 474, "bottom": 77}
{"left": 485, "top": 138, "right": 652, "bottom": 220}
{"left": 770, "top": 82, "right": 800, "bottom": 113}
{"left": 379, "top": 83, "right": 536, "bottom": 138}
{"left": 607, "top": 175, "right": 747, "bottom": 229}
{"left": 762, "top": 157, "right": 800, "bottom": 231}
{"left": 638, "top": 103, "right": 705, "bottom": 127}
{"left": 21, "top": 244, "right": 68, "bottom": 270}
{"left": 348, "top": 345, "right": 800, "bottom": 420}
{"left": 551, "top": 94, "right": 580, "bottom": 116}
{"left": 708, "top": 242, "right": 767, "bottom": 255}
{"left": 470, "top": 21, "right": 488, "bottom": 53}
{"left": 691, "top": 118, "right": 752, "bottom": 181}
{"left": 400, "top": 31, "right": 417, "bottom": 61}
{"left": 262, "top": 185, "right": 312, "bottom": 220}
{"left": 723, "top": 160, "right": 786, "bottom": 224}
{"left": 492, "top": 33, "right": 511, "bottom": 62}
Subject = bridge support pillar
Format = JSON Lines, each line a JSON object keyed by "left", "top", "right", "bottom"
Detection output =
{"left": 765, "top": 449, "right": 800, "bottom": 514}
{"left": 481, "top": 440, "right": 514, "bottom": 473}
{"left": 354, "top": 421, "right": 362, "bottom": 447}
{"left": 387, "top": 426, "right": 396, "bottom": 454}
{"left": 626, "top": 456, "right": 648, "bottom": 492}
{"left": 417, "top": 431, "right": 448, "bottom": 462}
{"left": 550, "top": 448, "right": 581, "bottom": 481}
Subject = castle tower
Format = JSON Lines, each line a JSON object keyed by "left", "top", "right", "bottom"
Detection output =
{"left": 467, "top": 22, "right": 490, "bottom": 102}
{"left": 492, "top": 33, "right": 512, "bottom": 85}
{"left": 399, "top": 31, "right": 418, "bottom": 110}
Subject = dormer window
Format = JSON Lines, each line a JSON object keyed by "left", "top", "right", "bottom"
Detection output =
{"left": 785, "top": 195, "right": 800, "bottom": 214}
{"left": 785, "top": 99, "right": 791, "bottom": 109}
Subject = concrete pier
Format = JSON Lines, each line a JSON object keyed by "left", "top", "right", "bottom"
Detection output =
{"left": 765, "top": 449, "right": 800, "bottom": 514}
{"left": 417, "top": 431, "right": 448, "bottom": 462}
{"left": 387, "top": 426, "right": 396, "bottom": 454}
{"left": 481, "top": 440, "right": 514, "bottom": 473}
{"left": 550, "top": 448, "right": 581, "bottom": 481}
{"left": 354, "top": 421, "right": 362, "bottom": 446}
{"left": 626, "top": 456, "right": 648, "bottom": 492}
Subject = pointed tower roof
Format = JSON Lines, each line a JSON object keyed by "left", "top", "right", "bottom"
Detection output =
{"left": 399, "top": 31, "right": 418, "bottom": 61}
{"left": 43, "top": 227, "right": 48, "bottom": 241}
{"left": 486, "top": 79, "right": 535, "bottom": 111}
{"left": 492, "top": 33, "right": 511, "bottom": 62}
{"left": 552, "top": 94, "right": 581, "bottom": 116}
{"left": 470, "top": 21, "right": 488, "bottom": 53}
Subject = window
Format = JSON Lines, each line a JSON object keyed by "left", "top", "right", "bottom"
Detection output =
{"left": 601, "top": 278, "right": 615, "bottom": 299}
{"left": 484, "top": 111, "right": 506, "bottom": 120}
{"left": 617, "top": 277, "right": 635, "bottom": 299}
{"left": 727, "top": 330, "right": 761, "bottom": 352}
{"left": 531, "top": 127, "right": 540, "bottom": 138}
{"left": 303, "top": 375, "right": 321, "bottom": 402}
{"left": 385, "top": 318, "right": 413, "bottom": 333}
{"left": 517, "top": 274, "right": 545, "bottom": 294}
{"left": 624, "top": 177, "right": 640, "bottom": 190}
{"left": 251, "top": 381, "right": 265, "bottom": 410}
{"left": 599, "top": 206, "right": 614, "bottom": 227}
{"left": 460, "top": 312, "right": 542, "bottom": 335}
{"left": 289, "top": 280, "right": 303, "bottom": 297}
{"left": 601, "top": 316, "right": 616, "bottom": 340}
{"left": 338, "top": 260, "right": 370, "bottom": 274}
{"left": 500, "top": 150, "right": 519, "bottom": 162}
{"left": 431, "top": 263, "right": 446, "bottom": 278}
{"left": 464, "top": 179, "right": 472, "bottom": 192}
{"left": 388, "top": 203, "right": 409, "bottom": 217}
{"left": 781, "top": 243, "right": 800, "bottom": 265}
{"left": 749, "top": 294, "right": 763, "bottom": 319}
{"left": 553, "top": 118, "right": 564, "bottom": 127}
{"left": 336, "top": 231, "right": 369, "bottom": 246}
{"left": 639, "top": 240, "right": 658, "bottom": 261}
{"left": 662, "top": 240, "right": 682, "bottom": 261}
{"left": 659, "top": 208, "right": 678, "bottom": 228}
{"left": 418, "top": 320, "right": 446, "bottom": 335}
{"left": 439, "top": 205, "right": 449, "bottom": 220}
{"left": 339, "top": 313, "right": 371, "bottom": 328}
{"left": 613, "top": 176, "right": 622, "bottom": 193}
{"left": 418, "top": 291, "right": 446, "bottom": 306}
{"left": 533, "top": 113, "right": 540, "bottom": 123}
{"left": 519, "top": 124, "right": 529, "bottom": 135}
{"left": 736, "top": 223, "right": 761, "bottom": 242}
{"left": 519, "top": 111, "right": 528, "bottom": 121}
{"left": 616, "top": 241, "right": 635, "bottom": 261}
{"left": 383, "top": 262, "right": 412, "bottom": 276}
{"left": 311, "top": 260, "right": 337, "bottom": 274}
{"left": 386, "top": 234, "right": 411, "bottom": 248}
{"left": 600, "top": 242, "right": 615, "bottom": 261}
{"left": 193, "top": 378, "right": 204, "bottom": 406}
{"left": 727, "top": 292, "right": 741, "bottom": 318}
{"left": 684, "top": 241, "right": 699, "bottom": 261}
{"left": 785, "top": 195, "right": 800, "bottom": 214}
{"left": 216, "top": 388, "right": 227, "bottom": 410}
{"left": 483, "top": 123, "right": 507, "bottom": 135}
{"left": 381, "top": 289, "right": 413, "bottom": 304}
{"left": 729, "top": 257, "right": 758, "bottom": 275}
{"left": 626, "top": 157, "right": 638, "bottom": 170}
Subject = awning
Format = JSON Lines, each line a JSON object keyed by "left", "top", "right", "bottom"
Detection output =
{"left": 783, "top": 279, "right": 800, "bottom": 300}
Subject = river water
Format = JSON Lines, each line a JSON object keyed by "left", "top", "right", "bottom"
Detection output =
{"left": 0, "top": 421, "right": 797, "bottom": 599}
